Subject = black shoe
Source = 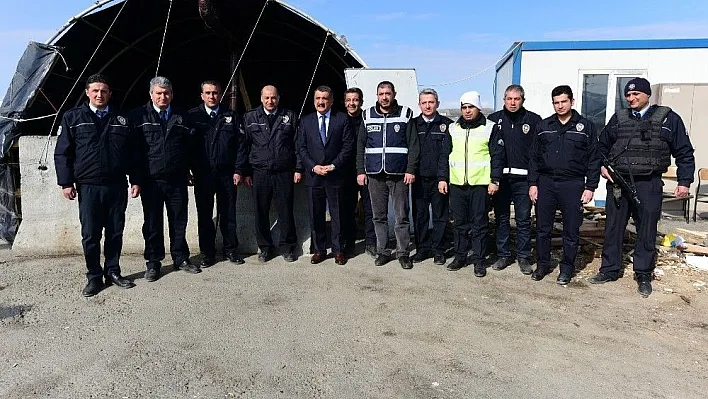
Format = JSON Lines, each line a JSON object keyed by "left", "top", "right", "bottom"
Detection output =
{"left": 310, "top": 253, "right": 326, "bottom": 264}
{"left": 365, "top": 244, "right": 377, "bottom": 258}
{"left": 200, "top": 257, "right": 216, "bottom": 268}
{"left": 145, "top": 263, "right": 161, "bottom": 282}
{"left": 556, "top": 272, "right": 572, "bottom": 285}
{"left": 637, "top": 275, "right": 652, "bottom": 297}
{"left": 531, "top": 268, "right": 547, "bottom": 281}
{"left": 176, "top": 260, "right": 201, "bottom": 274}
{"left": 491, "top": 257, "right": 509, "bottom": 271}
{"left": 473, "top": 263, "right": 486, "bottom": 277}
{"left": 82, "top": 278, "right": 103, "bottom": 297}
{"left": 399, "top": 256, "right": 413, "bottom": 270}
{"left": 589, "top": 272, "right": 617, "bottom": 284}
{"left": 446, "top": 258, "right": 464, "bottom": 271}
{"left": 410, "top": 251, "right": 429, "bottom": 263}
{"left": 518, "top": 259, "right": 533, "bottom": 275}
{"left": 227, "top": 253, "right": 245, "bottom": 264}
{"left": 258, "top": 250, "right": 272, "bottom": 263}
{"left": 374, "top": 254, "right": 392, "bottom": 267}
{"left": 433, "top": 254, "right": 446, "bottom": 265}
{"left": 283, "top": 253, "right": 297, "bottom": 262}
{"left": 106, "top": 272, "right": 135, "bottom": 289}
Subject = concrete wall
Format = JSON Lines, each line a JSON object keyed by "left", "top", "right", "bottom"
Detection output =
{"left": 518, "top": 48, "right": 708, "bottom": 118}
{"left": 13, "top": 136, "right": 313, "bottom": 257}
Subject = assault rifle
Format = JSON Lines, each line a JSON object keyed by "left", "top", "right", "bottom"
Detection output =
{"left": 601, "top": 153, "right": 642, "bottom": 212}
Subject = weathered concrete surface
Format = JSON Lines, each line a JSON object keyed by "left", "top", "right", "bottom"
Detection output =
{"left": 0, "top": 250, "right": 706, "bottom": 398}
{"left": 13, "top": 136, "right": 312, "bottom": 257}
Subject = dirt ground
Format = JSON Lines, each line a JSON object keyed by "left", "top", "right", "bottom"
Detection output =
{"left": 1, "top": 239, "right": 707, "bottom": 398}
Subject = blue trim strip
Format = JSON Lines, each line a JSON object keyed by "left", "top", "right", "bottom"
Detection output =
{"left": 511, "top": 46, "right": 522, "bottom": 85}
{"left": 495, "top": 42, "right": 520, "bottom": 70}
{"left": 520, "top": 38, "right": 708, "bottom": 51}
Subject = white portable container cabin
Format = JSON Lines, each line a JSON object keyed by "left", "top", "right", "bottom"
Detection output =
{"left": 494, "top": 38, "right": 708, "bottom": 207}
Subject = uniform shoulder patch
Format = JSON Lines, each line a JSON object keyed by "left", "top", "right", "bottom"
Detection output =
{"left": 117, "top": 116, "right": 126, "bottom": 125}
{"left": 225, "top": 116, "right": 232, "bottom": 124}
{"left": 282, "top": 115, "right": 290, "bottom": 124}
{"left": 576, "top": 123, "right": 584, "bottom": 132}
{"left": 176, "top": 115, "right": 183, "bottom": 124}
{"left": 522, "top": 123, "right": 530, "bottom": 134}
{"left": 498, "top": 138, "right": 505, "bottom": 146}
{"left": 440, "top": 124, "right": 447, "bottom": 132}
{"left": 393, "top": 124, "right": 401, "bottom": 133}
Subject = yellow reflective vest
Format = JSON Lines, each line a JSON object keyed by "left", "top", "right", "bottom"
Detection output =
{"left": 448, "top": 121, "right": 493, "bottom": 186}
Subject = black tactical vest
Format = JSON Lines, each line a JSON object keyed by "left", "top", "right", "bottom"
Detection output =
{"left": 609, "top": 106, "right": 671, "bottom": 176}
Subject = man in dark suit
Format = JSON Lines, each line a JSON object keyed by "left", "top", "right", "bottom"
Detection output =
{"left": 297, "top": 86, "right": 355, "bottom": 265}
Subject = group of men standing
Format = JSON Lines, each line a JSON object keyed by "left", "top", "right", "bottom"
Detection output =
{"left": 56, "top": 74, "right": 695, "bottom": 299}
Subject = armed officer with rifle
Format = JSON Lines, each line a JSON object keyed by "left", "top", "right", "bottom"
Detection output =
{"left": 590, "top": 78, "right": 695, "bottom": 297}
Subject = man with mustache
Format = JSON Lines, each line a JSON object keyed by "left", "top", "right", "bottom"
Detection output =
{"left": 297, "top": 86, "right": 355, "bottom": 265}
{"left": 243, "top": 85, "right": 302, "bottom": 263}
{"left": 590, "top": 78, "right": 695, "bottom": 297}
{"left": 356, "top": 81, "right": 419, "bottom": 269}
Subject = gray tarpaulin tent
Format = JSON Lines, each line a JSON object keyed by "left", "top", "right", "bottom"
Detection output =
{"left": 0, "top": 0, "right": 366, "bottom": 243}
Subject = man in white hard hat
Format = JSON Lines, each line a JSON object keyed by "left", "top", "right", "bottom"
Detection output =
{"left": 445, "top": 91, "right": 505, "bottom": 276}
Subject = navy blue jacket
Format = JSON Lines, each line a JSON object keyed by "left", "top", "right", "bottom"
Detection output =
{"left": 529, "top": 110, "right": 601, "bottom": 191}
{"left": 599, "top": 105, "right": 695, "bottom": 186}
{"left": 296, "top": 108, "right": 355, "bottom": 187}
{"left": 412, "top": 113, "right": 453, "bottom": 181}
{"left": 129, "top": 102, "right": 191, "bottom": 182}
{"left": 55, "top": 103, "right": 142, "bottom": 187}
{"left": 186, "top": 104, "right": 248, "bottom": 178}
{"left": 488, "top": 107, "right": 542, "bottom": 176}
{"left": 243, "top": 106, "right": 302, "bottom": 173}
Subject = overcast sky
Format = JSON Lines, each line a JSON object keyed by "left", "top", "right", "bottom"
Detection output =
{"left": 1, "top": 0, "right": 708, "bottom": 110}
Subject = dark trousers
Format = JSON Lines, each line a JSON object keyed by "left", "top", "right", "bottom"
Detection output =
{"left": 308, "top": 185, "right": 343, "bottom": 254}
{"left": 140, "top": 179, "right": 190, "bottom": 266}
{"left": 450, "top": 184, "right": 488, "bottom": 263}
{"left": 412, "top": 177, "right": 449, "bottom": 255}
{"left": 493, "top": 176, "right": 533, "bottom": 260}
{"left": 194, "top": 174, "right": 238, "bottom": 258}
{"left": 77, "top": 183, "right": 128, "bottom": 281}
{"left": 536, "top": 175, "right": 584, "bottom": 274}
{"left": 252, "top": 169, "right": 297, "bottom": 254}
{"left": 368, "top": 174, "right": 411, "bottom": 257}
{"left": 600, "top": 176, "right": 663, "bottom": 279}
{"left": 342, "top": 175, "right": 376, "bottom": 249}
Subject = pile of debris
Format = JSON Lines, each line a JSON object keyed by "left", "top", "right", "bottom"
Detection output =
{"left": 540, "top": 207, "right": 708, "bottom": 284}
{"left": 664, "top": 228, "right": 708, "bottom": 272}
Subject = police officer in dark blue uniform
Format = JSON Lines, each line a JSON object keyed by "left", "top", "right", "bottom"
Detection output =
{"left": 130, "top": 76, "right": 201, "bottom": 282}
{"left": 590, "top": 78, "right": 695, "bottom": 297}
{"left": 488, "top": 84, "right": 542, "bottom": 274}
{"left": 243, "top": 85, "right": 302, "bottom": 263}
{"left": 55, "top": 74, "right": 142, "bottom": 297}
{"left": 410, "top": 88, "right": 452, "bottom": 265}
{"left": 528, "top": 85, "right": 601, "bottom": 285}
{"left": 342, "top": 87, "right": 377, "bottom": 258}
{"left": 187, "top": 80, "right": 248, "bottom": 267}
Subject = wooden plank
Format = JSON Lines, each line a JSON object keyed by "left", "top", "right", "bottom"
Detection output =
{"left": 680, "top": 243, "right": 708, "bottom": 255}
{"left": 675, "top": 228, "right": 708, "bottom": 239}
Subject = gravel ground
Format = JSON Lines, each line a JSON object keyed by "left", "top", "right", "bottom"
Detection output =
{"left": 1, "top": 247, "right": 707, "bottom": 398}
